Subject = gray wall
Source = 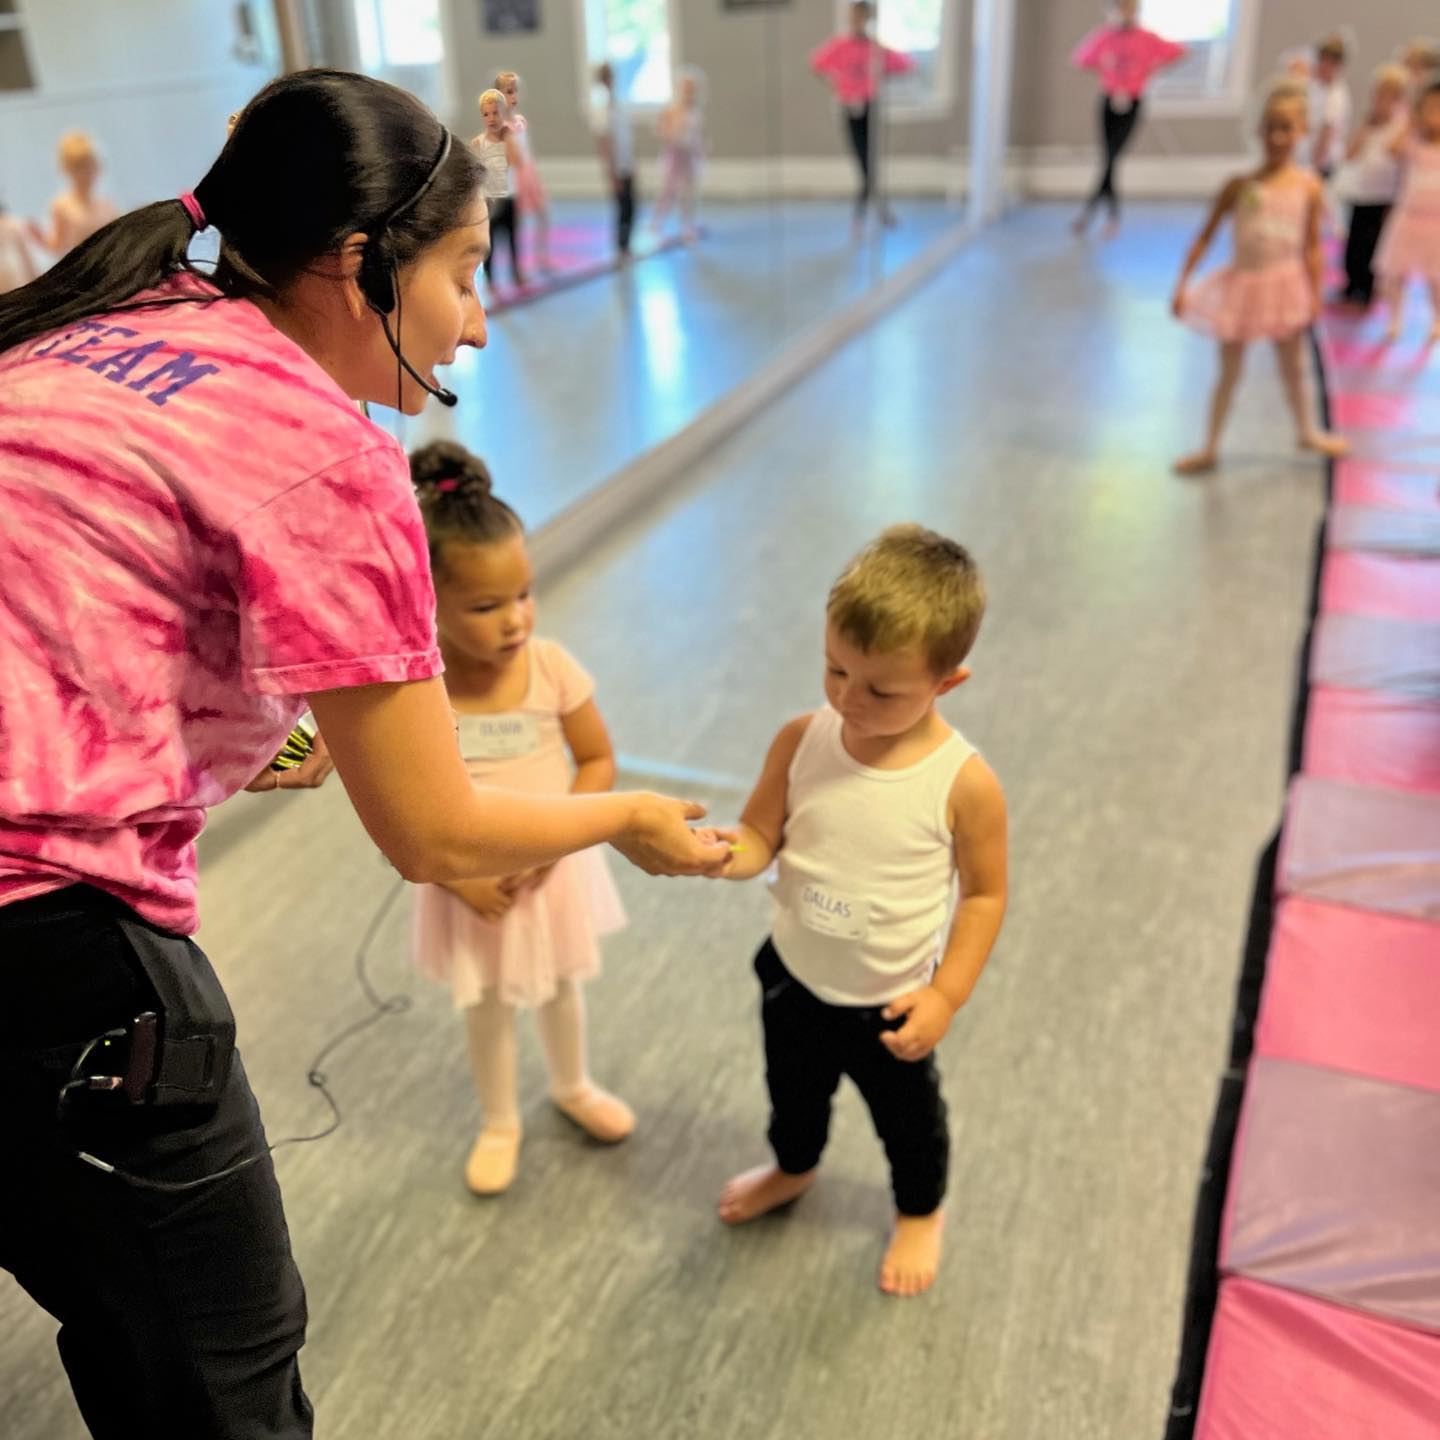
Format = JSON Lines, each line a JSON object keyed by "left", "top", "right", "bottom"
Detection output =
{"left": 444, "top": 0, "right": 970, "bottom": 163}
{"left": 1012, "top": 0, "right": 1430, "bottom": 156}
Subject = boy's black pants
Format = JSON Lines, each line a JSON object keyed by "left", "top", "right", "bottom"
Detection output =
{"left": 755, "top": 938, "right": 948, "bottom": 1216}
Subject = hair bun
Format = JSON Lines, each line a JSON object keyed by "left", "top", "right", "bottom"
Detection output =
{"left": 409, "top": 439, "right": 494, "bottom": 497}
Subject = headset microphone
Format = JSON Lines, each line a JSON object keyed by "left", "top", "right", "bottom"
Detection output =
{"left": 358, "top": 130, "right": 462, "bottom": 411}
{"left": 379, "top": 312, "right": 457, "bottom": 407}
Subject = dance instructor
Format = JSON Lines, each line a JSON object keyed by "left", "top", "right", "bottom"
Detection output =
{"left": 0, "top": 70, "right": 729, "bottom": 1439}
{"left": 1071, "top": 0, "right": 1185, "bottom": 237}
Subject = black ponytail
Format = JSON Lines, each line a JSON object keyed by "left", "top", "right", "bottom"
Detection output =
{"left": 0, "top": 200, "right": 196, "bottom": 354}
{"left": 0, "top": 69, "right": 484, "bottom": 355}
{"left": 410, "top": 441, "right": 522, "bottom": 575}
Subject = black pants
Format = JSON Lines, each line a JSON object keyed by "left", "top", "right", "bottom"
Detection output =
{"left": 615, "top": 173, "right": 636, "bottom": 255}
{"left": 755, "top": 938, "right": 948, "bottom": 1216}
{"left": 484, "top": 196, "right": 524, "bottom": 286}
{"left": 1086, "top": 94, "right": 1142, "bottom": 219}
{"left": 0, "top": 888, "right": 312, "bottom": 1439}
{"left": 1342, "top": 203, "right": 1392, "bottom": 304}
{"left": 845, "top": 103, "right": 873, "bottom": 213}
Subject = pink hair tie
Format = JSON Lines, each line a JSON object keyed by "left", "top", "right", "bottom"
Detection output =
{"left": 177, "top": 191, "right": 207, "bottom": 232}
{"left": 435, "top": 479, "right": 460, "bottom": 493}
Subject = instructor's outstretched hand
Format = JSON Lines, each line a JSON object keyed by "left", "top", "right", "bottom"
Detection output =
{"left": 611, "top": 795, "right": 736, "bottom": 878}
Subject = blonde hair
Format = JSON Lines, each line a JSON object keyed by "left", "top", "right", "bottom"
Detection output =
{"left": 1401, "top": 38, "right": 1439, "bottom": 72}
{"left": 1374, "top": 62, "right": 1411, "bottom": 94}
{"left": 1262, "top": 77, "right": 1309, "bottom": 125}
{"left": 478, "top": 87, "right": 507, "bottom": 114}
{"left": 57, "top": 131, "right": 98, "bottom": 169}
{"left": 495, "top": 70, "right": 519, "bottom": 91}
{"left": 1315, "top": 33, "right": 1346, "bottom": 65}
{"left": 828, "top": 525, "right": 985, "bottom": 676}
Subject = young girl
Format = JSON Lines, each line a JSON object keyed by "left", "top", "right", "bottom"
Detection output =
{"left": 0, "top": 202, "right": 36, "bottom": 294}
{"left": 495, "top": 71, "right": 551, "bottom": 273}
{"left": 1376, "top": 80, "right": 1440, "bottom": 343}
{"left": 1070, "top": 1, "right": 1185, "bottom": 238}
{"left": 651, "top": 67, "right": 705, "bottom": 243}
{"left": 810, "top": 2, "right": 913, "bottom": 235}
{"left": 408, "top": 441, "right": 633, "bottom": 1195}
{"left": 1172, "top": 83, "right": 1348, "bottom": 475}
{"left": 1399, "top": 38, "right": 1439, "bottom": 98}
{"left": 1336, "top": 65, "right": 1411, "bottom": 307}
{"left": 472, "top": 89, "right": 525, "bottom": 291}
{"left": 28, "top": 131, "right": 118, "bottom": 258}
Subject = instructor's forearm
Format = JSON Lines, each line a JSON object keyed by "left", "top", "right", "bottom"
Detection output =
{"left": 422, "top": 788, "right": 638, "bottom": 883}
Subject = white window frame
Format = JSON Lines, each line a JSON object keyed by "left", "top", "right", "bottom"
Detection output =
{"left": 0, "top": 0, "right": 37, "bottom": 94}
{"left": 576, "top": 0, "right": 683, "bottom": 118}
{"left": 1146, "top": 0, "right": 1263, "bottom": 118}
{"left": 353, "top": 0, "right": 444, "bottom": 74}
{"left": 832, "top": 0, "right": 961, "bottom": 122}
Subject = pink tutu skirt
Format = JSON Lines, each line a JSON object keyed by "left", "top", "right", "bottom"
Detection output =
{"left": 513, "top": 163, "right": 547, "bottom": 216}
{"left": 412, "top": 846, "right": 626, "bottom": 1010}
{"left": 1182, "top": 258, "right": 1314, "bottom": 342}
{"left": 1375, "top": 209, "right": 1440, "bottom": 282}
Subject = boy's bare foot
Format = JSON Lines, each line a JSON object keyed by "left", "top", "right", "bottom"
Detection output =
{"left": 718, "top": 1164, "right": 816, "bottom": 1224}
{"left": 1299, "top": 430, "right": 1350, "bottom": 459}
{"left": 879, "top": 1209, "right": 945, "bottom": 1297}
{"left": 1173, "top": 450, "right": 1219, "bottom": 476}
{"left": 552, "top": 1085, "right": 635, "bottom": 1144}
{"left": 1101, "top": 217, "right": 1121, "bottom": 242}
{"left": 1070, "top": 211, "right": 1090, "bottom": 237}
{"left": 464, "top": 1126, "right": 521, "bottom": 1196}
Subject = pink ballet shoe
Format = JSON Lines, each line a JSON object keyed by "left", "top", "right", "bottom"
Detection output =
{"left": 464, "top": 1126, "right": 521, "bottom": 1195}
{"left": 552, "top": 1085, "right": 635, "bottom": 1144}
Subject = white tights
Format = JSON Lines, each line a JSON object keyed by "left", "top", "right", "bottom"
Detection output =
{"left": 464, "top": 980, "right": 590, "bottom": 1130}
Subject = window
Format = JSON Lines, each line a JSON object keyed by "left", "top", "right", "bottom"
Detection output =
{"left": 354, "top": 0, "right": 442, "bottom": 72}
{"left": 875, "top": 0, "right": 954, "bottom": 112}
{"left": 582, "top": 0, "right": 675, "bottom": 109}
{"left": 0, "top": 0, "right": 36, "bottom": 93}
{"left": 834, "top": 0, "right": 958, "bottom": 115}
{"left": 1145, "top": 0, "right": 1261, "bottom": 114}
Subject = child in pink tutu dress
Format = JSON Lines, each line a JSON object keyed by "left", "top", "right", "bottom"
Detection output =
{"left": 408, "top": 441, "right": 632, "bottom": 1196}
{"left": 1172, "top": 82, "right": 1348, "bottom": 475}
{"left": 496, "top": 72, "right": 551, "bottom": 274}
{"left": 1378, "top": 80, "right": 1440, "bottom": 343}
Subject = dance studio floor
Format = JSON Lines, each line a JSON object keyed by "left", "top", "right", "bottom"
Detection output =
{"left": 1, "top": 205, "right": 1340, "bottom": 1439}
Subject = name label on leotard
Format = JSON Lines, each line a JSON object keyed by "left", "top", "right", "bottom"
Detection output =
{"left": 796, "top": 881, "right": 869, "bottom": 942}
{"left": 458, "top": 713, "right": 540, "bottom": 761}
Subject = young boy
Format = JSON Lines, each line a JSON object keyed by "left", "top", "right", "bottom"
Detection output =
{"left": 716, "top": 525, "right": 1007, "bottom": 1298}
{"left": 589, "top": 63, "right": 636, "bottom": 258}
{"left": 29, "top": 131, "right": 118, "bottom": 258}
{"left": 1336, "top": 64, "right": 1411, "bottom": 306}
{"left": 1306, "top": 34, "right": 1352, "bottom": 178}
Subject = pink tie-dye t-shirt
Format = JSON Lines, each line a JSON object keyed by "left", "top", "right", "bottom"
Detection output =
{"left": 0, "top": 272, "right": 441, "bottom": 934}
{"left": 810, "top": 36, "right": 914, "bottom": 109}
{"left": 1072, "top": 25, "right": 1185, "bottom": 100}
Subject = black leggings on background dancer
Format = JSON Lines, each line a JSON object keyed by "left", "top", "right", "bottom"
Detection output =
{"left": 1076, "top": 96, "right": 1141, "bottom": 234}
{"left": 846, "top": 104, "right": 872, "bottom": 213}
{"left": 484, "top": 196, "right": 523, "bottom": 288}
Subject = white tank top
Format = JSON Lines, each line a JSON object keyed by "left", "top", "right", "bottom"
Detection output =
{"left": 473, "top": 133, "right": 511, "bottom": 199}
{"left": 770, "top": 707, "right": 976, "bottom": 1007}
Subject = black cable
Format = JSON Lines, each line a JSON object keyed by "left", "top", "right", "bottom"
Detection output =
{"left": 62, "top": 873, "right": 411, "bottom": 1193}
